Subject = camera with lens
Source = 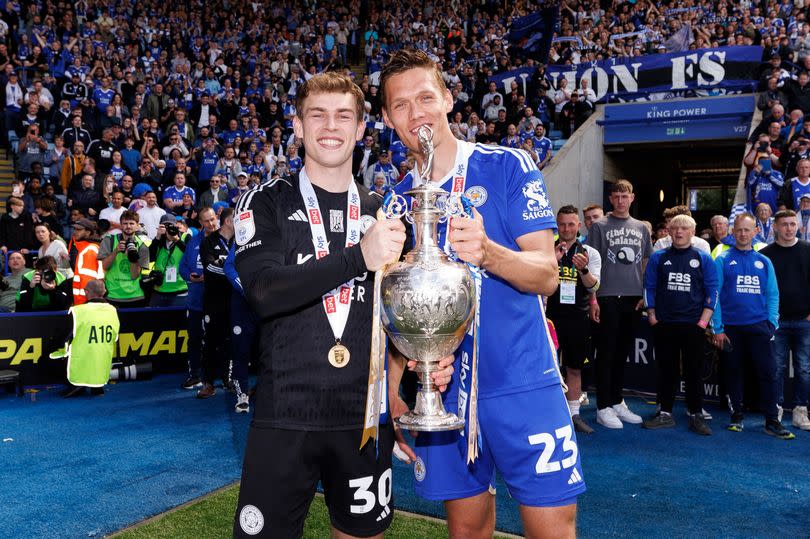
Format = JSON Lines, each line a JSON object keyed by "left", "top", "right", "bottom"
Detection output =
{"left": 165, "top": 223, "right": 179, "bottom": 237}
{"left": 125, "top": 237, "right": 140, "bottom": 263}
{"left": 41, "top": 269, "right": 57, "bottom": 284}
{"left": 140, "top": 269, "right": 164, "bottom": 288}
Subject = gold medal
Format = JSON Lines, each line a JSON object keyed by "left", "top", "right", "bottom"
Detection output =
{"left": 328, "top": 343, "right": 350, "bottom": 368}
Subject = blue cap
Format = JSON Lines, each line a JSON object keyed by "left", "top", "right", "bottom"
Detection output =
{"left": 213, "top": 201, "right": 230, "bottom": 212}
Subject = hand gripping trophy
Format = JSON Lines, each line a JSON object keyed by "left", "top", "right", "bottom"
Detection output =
{"left": 380, "top": 126, "right": 476, "bottom": 431}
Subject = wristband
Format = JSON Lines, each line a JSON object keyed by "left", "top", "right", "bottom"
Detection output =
{"left": 697, "top": 320, "right": 708, "bottom": 329}
{"left": 590, "top": 297, "right": 598, "bottom": 306}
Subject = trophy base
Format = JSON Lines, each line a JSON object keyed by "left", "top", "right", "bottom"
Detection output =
{"left": 395, "top": 389, "right": 465, "bottom": 432}
{"left": 395, "top": 411, "right": 465, "bottom": 432}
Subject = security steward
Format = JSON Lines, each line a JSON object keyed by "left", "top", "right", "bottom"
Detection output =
{"left": 547, "top": 205, "right": 601, "bottom": 434}
{"left": 54, "top": 279, "right": 120, "bottom": 397}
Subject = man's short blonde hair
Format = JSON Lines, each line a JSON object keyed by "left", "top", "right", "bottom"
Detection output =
{"left": 669, "top": 214, "right": 696, "bottom": 230}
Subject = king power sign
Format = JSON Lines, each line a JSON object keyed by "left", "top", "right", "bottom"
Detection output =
{"left": 544, "top": 46, "right": 762, "bottom": 102}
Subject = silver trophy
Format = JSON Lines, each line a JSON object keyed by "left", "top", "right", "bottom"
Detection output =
{"left": 380, "top": 127, "right": 476, "bottom": 431}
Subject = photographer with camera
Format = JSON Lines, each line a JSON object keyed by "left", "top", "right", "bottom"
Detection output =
{"left": 744, "top": 133, "right": 781, "bottom": 173}
{"left": 0, "top": 251, "right": 27, "bottom": 312}
{"left": 148, "top": 214, "right": 189, "bottom": 307}
{"left": 746, "top": 138, "right": 785, "bottom": 215}
{"left": 782, "top": 134, "right": 810, "bottom": 180}
{"left": 98, "top": 210, "right": 150, "bottom": 308}
{"left": 16, "top": 255, "right": 72, "bottom": 312}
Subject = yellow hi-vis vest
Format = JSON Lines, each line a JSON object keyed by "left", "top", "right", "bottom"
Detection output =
{"left": 66, "top": 301, "right": 121, "bottom": 387}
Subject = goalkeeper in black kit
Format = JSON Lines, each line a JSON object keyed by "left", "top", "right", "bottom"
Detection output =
{"left": 231, "top": 72, "right": 453, "bottom": 538}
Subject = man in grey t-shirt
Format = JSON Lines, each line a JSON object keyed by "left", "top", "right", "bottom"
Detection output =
{"left": 586, "top": 179, "right": 652, "bottom": 429}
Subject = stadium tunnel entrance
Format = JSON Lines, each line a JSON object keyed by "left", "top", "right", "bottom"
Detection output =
{"left": 604, "top": 140, "right": 743, "bottom": 233}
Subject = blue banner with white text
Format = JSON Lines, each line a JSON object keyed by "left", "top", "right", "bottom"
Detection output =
{"left": 546, "top": 46, "right": 762, "bottom": 103}
{"left": 488, "top": 67, "right": 537, "bottom": 98}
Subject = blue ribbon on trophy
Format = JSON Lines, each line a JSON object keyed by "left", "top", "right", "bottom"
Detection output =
{"left": 455, "top": 194, "right": 483, "bottom": 464}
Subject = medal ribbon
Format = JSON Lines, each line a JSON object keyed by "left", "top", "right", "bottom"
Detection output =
{"left": 361, "top": 205, "right": 390, "bottom": 450}
{"left": 298, "top": 168, "right": 361, "bottom": 347}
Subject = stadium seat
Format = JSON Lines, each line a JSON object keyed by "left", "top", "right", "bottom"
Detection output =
{"left": 553, "top": 139, "right": 567, "bottom": 151}
{"left": 549, "top": 130, "right": 563, "bottom": 141}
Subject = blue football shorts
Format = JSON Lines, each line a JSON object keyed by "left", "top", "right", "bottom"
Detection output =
{"left": 412, "top": 383, "right": 586, "bottom": 507}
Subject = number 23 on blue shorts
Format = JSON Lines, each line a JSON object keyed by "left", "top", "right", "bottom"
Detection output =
{"left": 413, "top": 383, "right": 586, "bottom": 507}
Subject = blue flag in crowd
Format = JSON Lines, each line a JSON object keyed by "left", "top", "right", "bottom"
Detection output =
{"left": 665, "top": 23, "right": 695, "bottom": 52}
{"left": 507, "top": 6, "right": 560, "bottom": 61}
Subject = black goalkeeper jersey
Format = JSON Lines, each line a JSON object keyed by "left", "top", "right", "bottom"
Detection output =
{"left": 234, "top": 174, "right": 380, "bottom": 430}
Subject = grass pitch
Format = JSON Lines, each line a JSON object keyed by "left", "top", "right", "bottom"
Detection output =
{"left": 113, "top": 483, "right": 514, "bottom": 538}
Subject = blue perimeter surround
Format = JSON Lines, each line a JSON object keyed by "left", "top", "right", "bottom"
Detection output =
{"left": 600, "top": 95, "right": 755, "bottom": 145}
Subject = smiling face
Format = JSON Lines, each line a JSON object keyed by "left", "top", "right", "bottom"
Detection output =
{"left": 293, "top": 91, "right": 364, "bottom": 172}
{"left": 381, "top": 66, "right": 454, "bottom": 156}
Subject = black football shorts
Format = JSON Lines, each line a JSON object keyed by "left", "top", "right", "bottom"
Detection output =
{"left": 233, "top": 423, "right": 394, "bottom": 538}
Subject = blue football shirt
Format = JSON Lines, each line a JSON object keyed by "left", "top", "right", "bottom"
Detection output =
{"left": 394, "top": 140, "right": 560, "bottom": 399}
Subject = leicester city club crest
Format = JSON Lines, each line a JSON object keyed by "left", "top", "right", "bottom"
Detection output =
{"left": 464, "top": 186, "right": 488, "bottom": 207}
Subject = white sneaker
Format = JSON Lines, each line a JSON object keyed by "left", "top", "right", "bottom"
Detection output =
{"left": 235, "top": 393, "right": 249, "bottom": 414}
{"left": 597, "top": 407, "right": 623, "bottom": 429}
{"left": 792, "top": 406, "right": 810, "bottom": 430}
{"left": 612, "top": 401, "right": 643, "bottom": 424}
{"left": 777, "top": 404, "right": 784, "bottom": 422}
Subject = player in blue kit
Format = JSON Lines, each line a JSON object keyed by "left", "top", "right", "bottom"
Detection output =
{"left": 381, "top": 49, "right": 583, "bottom": 538}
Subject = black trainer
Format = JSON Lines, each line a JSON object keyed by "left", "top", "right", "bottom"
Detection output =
{"left": 765, "top": 419, "right": 796, "bottom": 440}
{"left": 572, "top": 414, "right": 594, "bottom": 434}
{"left": 642, "top": 412, "right": 675, "bottom": 429}
{"left": 727, "top": 413, "right": 744, "bottom": 432}
{"left": 181, "top": 376, "right": 202, "bottom": 390}
{"left": 90, "top": 387, "right": 105, "bottom": 396}
{"left": 689, "top": 414, "right": 712, "bottom": 436}
{"left": 61, "top": 386, "right": 86, "bottom": 398}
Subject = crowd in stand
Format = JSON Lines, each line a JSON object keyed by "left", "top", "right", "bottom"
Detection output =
{"left": 2, "top": 1, "right": 810, "bottom": 429}
{"left": 554, "top": 0, "right": 810, "bottom": 64}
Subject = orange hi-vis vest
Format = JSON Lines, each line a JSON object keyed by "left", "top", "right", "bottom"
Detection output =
{"left": 72, "top": 240, "right": 104, "bottom": 305}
